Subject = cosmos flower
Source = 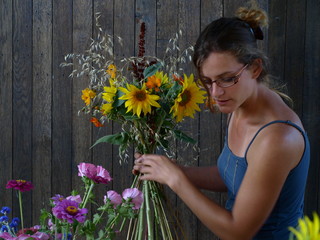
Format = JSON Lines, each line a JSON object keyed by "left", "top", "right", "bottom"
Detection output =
{"left": 6, "top": 180, "right": 34, "bottom": 192}
{"left": 122, "top": 188, "right": 143, "bottom": 210}
{"left": 119, "top": 84, "right": 160, "bottom": 117}
{"left": 52, "top": 199, "right": 88, "bottom": 224}
{"left": 104, "top": 190, "right": 122, "bottom": 208}
{"left": 81, "top": 88, "right": 96, "bottom": 106}
{"left": 170, "top": 74, "right": 206, "bottom": 122}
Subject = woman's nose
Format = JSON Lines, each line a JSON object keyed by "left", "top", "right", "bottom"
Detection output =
{"left": 210, "top": 83, "right": 224, "bottom": 98}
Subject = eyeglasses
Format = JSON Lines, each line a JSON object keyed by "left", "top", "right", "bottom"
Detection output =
{"left": 200, "top": 64, "right": 248, "bottom": 88}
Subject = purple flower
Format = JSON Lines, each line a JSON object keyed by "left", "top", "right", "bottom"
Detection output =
{"left": 66, "top": 195, "right": 82, "bottom": 204}
{"left": 6, "top": 180, "right": 34, "bottom": 192}
{"left": 77, "top": 163, "right": 112, "bottom": 184}
{"left": 104, "top": 190, "right": 122, "bottom": 208}
{"left": 51, "top": 194, "right": 65, "bottom": 205}
{"left": 52, "top": 199, "right": 88, "bottom": 224}
{"left": 122, "top": 188, "right": 144, "bottom": 210}
{"left": 0, "top": 206, "right": 11, "bottom": 215}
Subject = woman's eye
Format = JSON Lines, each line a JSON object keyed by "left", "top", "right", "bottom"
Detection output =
{"left": 220, "top": 77, "right": 235, "bottom": 83}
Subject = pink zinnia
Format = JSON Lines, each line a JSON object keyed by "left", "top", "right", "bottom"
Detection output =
{"left": 77, "top": 163, "right": 112, "bottom": 184}
{"left": 52, "top": 199, "right": 88, "bottom": 224}
{"left": 6, "top": 180, "right": 34, "bottom": 192}
{"left": 122, "top": 188, "right": 144, "bottom": 210}
{"left": 104, "top": 190, "right": 122, "bottom": 208}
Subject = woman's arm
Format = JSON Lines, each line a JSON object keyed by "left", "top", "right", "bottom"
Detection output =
{"left": 134, "top": 124, "right": 304, "bottom": 239}
{"left": 180, "top": 165, "right": 227, "bottom": 192}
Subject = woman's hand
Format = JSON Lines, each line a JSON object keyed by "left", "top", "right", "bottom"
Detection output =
{"left": 133, "top": 153, "right": 183, "bottom": 188}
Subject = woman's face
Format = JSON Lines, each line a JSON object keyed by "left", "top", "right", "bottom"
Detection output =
{"left": 200, "top": 52, "right": 255, "bottom": 113}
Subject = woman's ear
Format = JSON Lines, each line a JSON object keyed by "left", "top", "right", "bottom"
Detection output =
{"left": 250, "top": 58, "right": 263, "bottom": 79}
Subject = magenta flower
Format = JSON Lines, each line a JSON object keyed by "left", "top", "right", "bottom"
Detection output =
{"left": 52, "top": 199, "right": 88, "bottom": 224}
{"left": 6, "top": 180, "right": 34, "bottom": 192}
{"left": 95, "top": 165, "right": 112, "bottom": 184}
{"left": 77, "top": 163, "right": 112, "bottom": 184}
{"left": 104, "top": 190, "right": 122, "bottom": 208}
{"left": 122, "top": 188, "right": 144, "bottom": 210}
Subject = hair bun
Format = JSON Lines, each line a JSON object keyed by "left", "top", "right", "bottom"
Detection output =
{"left": 235, "top": 4, "right": 268, "bottom": 40}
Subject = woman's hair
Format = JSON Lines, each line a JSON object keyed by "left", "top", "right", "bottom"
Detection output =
{"left": 193, "top": 3, "right": 292, "bottom": 111}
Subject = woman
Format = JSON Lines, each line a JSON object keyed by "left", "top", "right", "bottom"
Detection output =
{"left": 133, "top": 4, "right": 310, "bottom": 240}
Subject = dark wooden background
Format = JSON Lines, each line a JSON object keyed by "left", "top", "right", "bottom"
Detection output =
{"left": 1, "top": 0, "right": 319, "bottom": 239}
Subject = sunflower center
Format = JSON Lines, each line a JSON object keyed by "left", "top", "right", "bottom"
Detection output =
{"left": 179, "top": 90, "right": 191, "bottom": 106}
{"left": 66, "top": 206, "right": 78, "bottom": 215}
{"left": 135, "top": 90, "right": 147, "bottom": 101}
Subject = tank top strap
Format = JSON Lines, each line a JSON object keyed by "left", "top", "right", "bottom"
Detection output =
{"left": 244, "top": 120, "right": 305, "bottom": 159}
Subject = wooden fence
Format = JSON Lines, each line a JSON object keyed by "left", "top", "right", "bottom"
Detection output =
{"left": 0, "top": 0, "right": 319, "bottom": 239}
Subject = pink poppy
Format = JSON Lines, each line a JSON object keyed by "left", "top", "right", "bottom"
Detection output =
{"left": 104, "top": 190, "right": 122, "bottom": 208}
{"left": 95, "top": 165, "right": 112, "bottom": 184}
{"left": 77, "top": 163, "right": 112, "bottom": 184}
{"left": 122, "top": 188, "right": 144, "bottom": 210}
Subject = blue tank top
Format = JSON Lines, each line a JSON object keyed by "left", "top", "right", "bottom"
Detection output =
{"left": 217, "top": 120, "right": 310, "bottom": 239}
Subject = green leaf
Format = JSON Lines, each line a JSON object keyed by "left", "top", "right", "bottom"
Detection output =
{"left": 173, "top": 129, "right": 197, "bottom": 144}
{"left": 143, "top": 62, "right": 163, "bottom": 79}
{"left": 113, "top": 90, "right": 125, "bottom": 107}
{"left": 91, "top": 132, "right": 129, "bottom": 148}
{"left": 166, "top": 81, "right": 181, "bottom": 99}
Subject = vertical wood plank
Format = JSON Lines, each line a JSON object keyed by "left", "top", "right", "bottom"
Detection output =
{"left": 72, "top": 0, "right": 93, "bottom": 190}
{"left": 0, "top": 0, "right": 13, "bottom": 215}
{"left": 32, "top": 0, "right": 52, "bottom": 223}
{"left": 177, "top": 0, "right": 201, "bottom": 238}
{"left": 198, "top": 2, "right": 224, "bottom": 239}
{"left": 112, "top": 0, "right": 135, "bottom": 192}
{"left": 12, "top": 0, "right": 33, "bottom": 226}
{"left": 91, "top": 0, "right": 115, "bottom": 221}
{"left": 156, "top": 0, "right": 180, "bottom": 237}
{"left": 303, "top": 0, "right": 320, "bottom": 216}
{"left": 268, "top": 0, "right": 286, "bottom": 81}
{"left": 284, "top": 0, "right": 306, "bottom": 117}
{"left": 52, "top": 0, "right": 73, "bottom": 197}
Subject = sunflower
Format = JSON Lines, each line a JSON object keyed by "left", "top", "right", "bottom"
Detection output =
{"left": 170, "top": 74, "right": 206, "bottom": 122}
{"left": 102, "top": 79, "right": 117, "bottom": 102}
{"left": 81, "top": 88, "right": 96, "bottom": 105}
{"left": 119, "top": 84, "right": 160, "bottom": 117}
{"left": 101, "top": 103, "right": 113, "bottom": 115}
{"left": 288, "top": 212, "right": 320, "bottom": 240}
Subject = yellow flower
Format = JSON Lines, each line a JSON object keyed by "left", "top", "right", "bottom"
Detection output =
{"left": 101, "top": 103, "right": 113, "bottom": 115}
{"left": 289, "top": 212, "right": 320, "bottom": 240}
{"left": 106, "top": 64, "right": 117, "bottom": 78}
{"left": 81, "top": 88, "right": 96, "bottom": 105}
{"left": 102, "top": 79, "right": 117, "bottom": 102}
{"left": 170, "top": 74, "right": 206, "bottom": 122}
{"left": 119, "top": 84, "right": 160, "bottom": 117}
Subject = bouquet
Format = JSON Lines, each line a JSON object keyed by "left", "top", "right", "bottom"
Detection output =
{"left": 60, "top": 14, "right": 207, "bottom": 239}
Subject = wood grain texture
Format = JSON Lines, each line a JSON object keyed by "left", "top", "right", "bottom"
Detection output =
{"left": 12, "top": 0, "right": 33, "bottom": 226}
{"left": 0, "top": 0, "right": 13, "bottom": 212}
{"left": 0, "top": 1, "right": 318, "bottom": 238}
{"left": 32, "top": 0, "right": 52, "bottom": 222}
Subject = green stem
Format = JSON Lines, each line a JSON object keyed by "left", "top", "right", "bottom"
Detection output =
{"left": 81, "top": 182, "right": 95, "bottom": 208}
{"left": 18, "top": 191, "right": 24, "bottom": 231}
{"left": 144, "top": 181, "right": 154, "bottom": 240}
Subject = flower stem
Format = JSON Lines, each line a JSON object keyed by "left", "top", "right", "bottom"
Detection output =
{"left": 18, "top": 191, "right": 24, "bottom": 231}
{"left": 81, "top": 182, "right": 95, "bottom": 208}
{"left": 144, "top": 181, "right": 154, "bottom": 240}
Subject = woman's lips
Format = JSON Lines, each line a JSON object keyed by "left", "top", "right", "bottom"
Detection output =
{"left": 215, "top": 99, "right": 230, "bottom": 105}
